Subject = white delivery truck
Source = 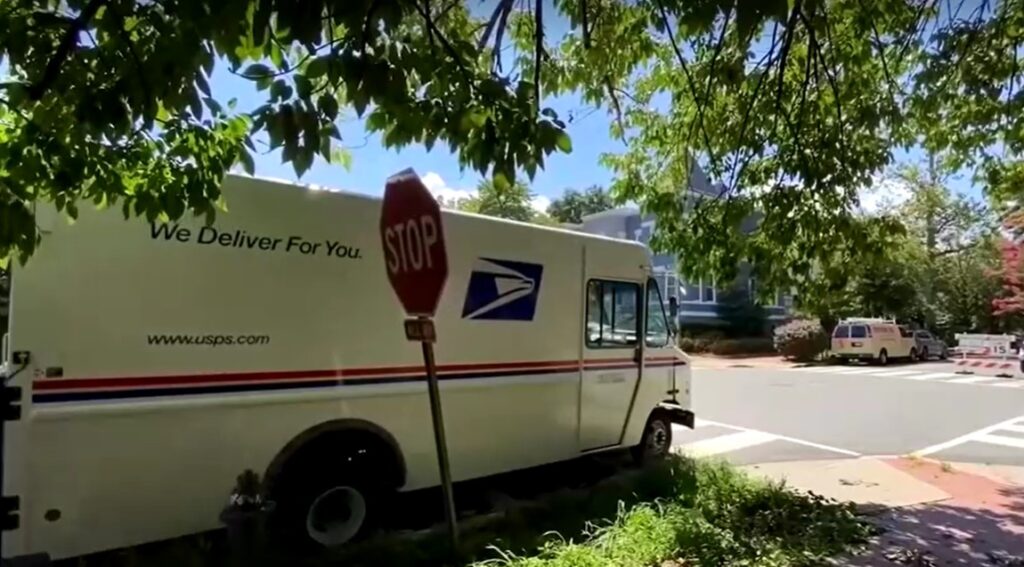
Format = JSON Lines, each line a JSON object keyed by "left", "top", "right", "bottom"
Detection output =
{"left": 0, "top": 174, "right": 693, "bottom": 562}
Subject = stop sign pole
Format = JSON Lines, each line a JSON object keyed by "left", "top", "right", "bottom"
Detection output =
{"left": 379, "top": 168, "right": 459, "bottom": 550}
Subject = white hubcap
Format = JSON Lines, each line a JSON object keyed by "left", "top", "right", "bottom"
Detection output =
{"left": 305, "top": 486, "right": 367, "bottom": 547}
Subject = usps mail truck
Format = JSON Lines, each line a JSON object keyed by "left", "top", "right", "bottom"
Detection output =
{"left": 0, "top": 175, "right": 693, "bottom": 562}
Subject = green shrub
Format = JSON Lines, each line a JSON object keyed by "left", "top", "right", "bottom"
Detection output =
{"left": 773, "top": 319, "right": 829, "bottom": 361}
{"left": 707, "top": 338, "right": 776, "bottom": 356}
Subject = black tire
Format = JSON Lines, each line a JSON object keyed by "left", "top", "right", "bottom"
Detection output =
{"left": 940, "top": 348, "right": 948, "bottom": 360}
{"left": 269, "top": 449, "right": 388, "bottom": 551}
{"left": 878, "top": 349, "right": 889, "bottom": 366}
{"left": 909, "top": 347, "right": 918, "bottom": 363}
{"left": 632, "top": 413, "right": 673, "bottom": 464}
{"left": 920, "top": 347, "right": 929, "bottom": 361}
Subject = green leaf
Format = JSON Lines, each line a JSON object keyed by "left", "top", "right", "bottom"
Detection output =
{"left": 318, "top": 94, "right": 339, "bottom": 120}
{"left": 239, "top": 149, "right": 255, "bottom": 175}
{"left": 555, "top": 131, "right": 573, "bottom": 153}
{"left": 243, "top": 63, "right": 273, "bottom": 79}
{"left": 330, "top": 147, "right": 353, "bottom": 171}
{"left": 306, "top": 56, "right": 329, "bottom": 79}
{"left": 294, "top": 75, "right": 313, "bottom": 99}
{"left": 270, "top": 79, "right": 293, "bottom": 101}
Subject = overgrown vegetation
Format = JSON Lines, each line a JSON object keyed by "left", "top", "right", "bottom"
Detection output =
{"left": 473, "top": 459, "right": 872, "bottom": 567}
{"left": 773, "top": 319, "right": 829, "bottom": 362}
{"left": 74, "top": 458, "right": 872, "bottom": 567}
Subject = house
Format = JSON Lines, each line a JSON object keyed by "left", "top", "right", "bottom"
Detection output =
{"left": 575, "top": 168, "right": 791, "bottom": 329}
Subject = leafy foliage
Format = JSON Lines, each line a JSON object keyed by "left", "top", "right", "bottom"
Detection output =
{"left": 0, "top": 0, "right": 572, "bottom": 262}
{"left": 440, "top": 176, "right": 556, "bottom": 226}
{"left": 547, "top": 185, "right": 615, "bottom": 224}
{"left": 773, "top": 319, "right": 829, "bottom": 362}
{"left": 714, "top": 286, "right": 767, "bottom": 338}
{"left": 5, "top": 0, "right": 1024, "bottom": 289}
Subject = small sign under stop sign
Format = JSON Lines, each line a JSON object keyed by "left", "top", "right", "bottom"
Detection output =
{"left": 377, "top": 167, "right": 458, "bottom": 549}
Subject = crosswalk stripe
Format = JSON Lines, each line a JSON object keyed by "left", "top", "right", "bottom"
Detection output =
{"left": 904, "top": 372, "right": 958, "bottom": 380}
{"left": 870, "top": 370, "right": 922, "bottom": 377}
{"left": 947, "top": 376, "right": 1003, "bottom": 384}
{"left": 828, "top": 368, "right": 881, "bottom": 375}
{"left": 975, "top": 433, "right": 1024, "bottom": 449}
{"left": 675, "top": 430, "right": 776, "bottom": 457}
{"left": 991, "top": 381, "right": 1024, "bottom": 388}
{"left": 1002, "top": 424, "right": 1024, "bottom": 434}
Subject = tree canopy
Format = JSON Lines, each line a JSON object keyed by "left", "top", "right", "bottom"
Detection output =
{"left": 547, "top": 185, "right": 614, "bottom": 224}
{"left": 2, "top": 0, "right": 1022, "bottom": 295}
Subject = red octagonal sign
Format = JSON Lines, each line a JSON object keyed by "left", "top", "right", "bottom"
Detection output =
{"left": 379, "top": 168, "right": 449, "bottom": 317}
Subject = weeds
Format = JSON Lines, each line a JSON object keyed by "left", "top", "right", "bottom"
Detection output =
{"left": 72, "top": 457, "right": 872, "bottom": 567}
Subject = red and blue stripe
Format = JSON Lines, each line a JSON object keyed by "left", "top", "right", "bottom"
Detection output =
{"left": 31, "top": 357, "right": 686, "bottom": 404}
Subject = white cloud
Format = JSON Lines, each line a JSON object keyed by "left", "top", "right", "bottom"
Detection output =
{"left": 421, "top": 171, "right": 476, "bottom": 204}
{"left": 420, "top": 171, "right": 550, "bottom": 213}
{"left": 531, "top": 195, "right": 552, "bottom": 213}
{"left": 857, "top": 175, "right": 913, "bottom": 215}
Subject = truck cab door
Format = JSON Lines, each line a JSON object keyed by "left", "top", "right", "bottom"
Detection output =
{"left": 579, "top": 279, "right": 642, "bottom": 450}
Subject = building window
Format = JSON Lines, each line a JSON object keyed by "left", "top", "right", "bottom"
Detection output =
{"left": 700, "top": 279, "right": 716, "bottom": 303}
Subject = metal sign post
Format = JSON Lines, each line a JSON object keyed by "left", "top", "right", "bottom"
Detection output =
{"left": 404, "top": 317, "right": 458, "bottom": 547}
{"left": 380, "top": 169, "right": 458, "bottom": 551}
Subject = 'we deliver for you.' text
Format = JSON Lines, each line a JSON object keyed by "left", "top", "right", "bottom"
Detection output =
{"left": 150, "top": 223, "right": 362, "bottom": 259}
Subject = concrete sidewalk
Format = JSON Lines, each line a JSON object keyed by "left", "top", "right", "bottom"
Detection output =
{"left": 690, "top": 354, "right": 804, "bottom": 370}
{"left": 743, "top": 457, "right": 1024, "bottom": 565}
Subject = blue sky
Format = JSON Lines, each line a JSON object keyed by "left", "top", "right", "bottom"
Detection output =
{"left": 215, "top": 64, "right": 619, "bottom": 211}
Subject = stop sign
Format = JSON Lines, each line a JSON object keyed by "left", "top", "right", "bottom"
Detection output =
{"left": 379, "top": 168, "right": 449, "bottom": 317}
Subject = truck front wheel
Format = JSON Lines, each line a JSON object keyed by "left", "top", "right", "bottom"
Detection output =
{"left": 632, "top": 413, "right": 673, "bottom": 464}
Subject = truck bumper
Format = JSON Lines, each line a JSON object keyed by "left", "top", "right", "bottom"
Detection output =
{"left": 658, "top": 403, "right": 695, "bottom": 429}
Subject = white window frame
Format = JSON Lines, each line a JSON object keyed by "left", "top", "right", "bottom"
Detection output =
{"left": 699, "top": 278, "right": 716, "bottom": 304}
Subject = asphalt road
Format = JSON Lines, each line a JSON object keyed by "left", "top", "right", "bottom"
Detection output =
{"left": 673, "top": 361, "right": 1024, "bottom": 466}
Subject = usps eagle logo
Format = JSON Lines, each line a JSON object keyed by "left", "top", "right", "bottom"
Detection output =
{"left": 461, "top": 258, "right": 544, "bottom": 321}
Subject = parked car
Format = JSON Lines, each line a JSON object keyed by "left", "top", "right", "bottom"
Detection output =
{"left": 912, "top": 330, "right": 948, "bottom": 360}
{"left": 831, "top": 318, "right": 916, "bottom": 365}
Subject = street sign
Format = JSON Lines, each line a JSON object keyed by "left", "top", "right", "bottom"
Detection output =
{"left": 380, "top": 169, "right": 449, "bottom": 317}
{"left": 378, "top": 167, "right": 458, "bottom": 551}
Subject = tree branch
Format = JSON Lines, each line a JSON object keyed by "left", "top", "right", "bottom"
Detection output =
{"left": 653, "top": 0, "right": 721, "bottom": 176}
{"left": 29, "top": 0, "right": 106, "bottom": 100}
{"left": 534, "top": 0, "right": 543, "bottom": 107}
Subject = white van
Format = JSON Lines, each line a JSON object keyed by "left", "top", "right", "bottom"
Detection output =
{"left": 0, "top": 175, "right": 693, "bottom": 562}
{"left": 831, "top": 318, "right": 915, "bottom": 364}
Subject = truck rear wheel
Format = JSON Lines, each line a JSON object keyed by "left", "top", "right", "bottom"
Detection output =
{"left": 909, "top": 347, "right": 918, "bottom": 363}
{"left": 271, "top": 459, "right": 384, "bottom": 550}
{"left": 632, "top": 414, "right": 673, "bottom": 464}
{"left": 878, "top": 349, "right": 889, "bottom": 366}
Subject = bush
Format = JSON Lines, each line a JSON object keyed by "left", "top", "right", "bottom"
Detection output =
{"left": 773, "top": 319, "right": 829, "bottom": 361}
{"left": 707, "top": 338, "right": 776, "bottom": 356}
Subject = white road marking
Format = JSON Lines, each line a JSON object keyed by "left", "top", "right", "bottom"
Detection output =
{"left": 1002, "top": 424, "right": 1024, "bottom": 434}
{"left": 947, "top": 376, "right": 1003, "bottom": 384}
{"left": 693, "top": 418, "right": 861, "bottom": 456}
{"left": 991, "top": 381, "right": 1024, "bottom": 388}
{"left": 829, "top": 368, "right": 882, "bottom": 375}
{"left": 693, "top": 418, "right": 714, "bottom": 428}
{"left": 870, "top": 370, "right": 922, "bottom": 377}
{"left": 676, "top": 430, "right": 777, "bottom": 457}
{"left": 904, "top": 372, "right": 958, "bottom": 381}
{"left": 975, "top": 433, "right": 1024, "bottom": 449}
{"left": 915, "top": 415, "right": 1024, "bottom": 456}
